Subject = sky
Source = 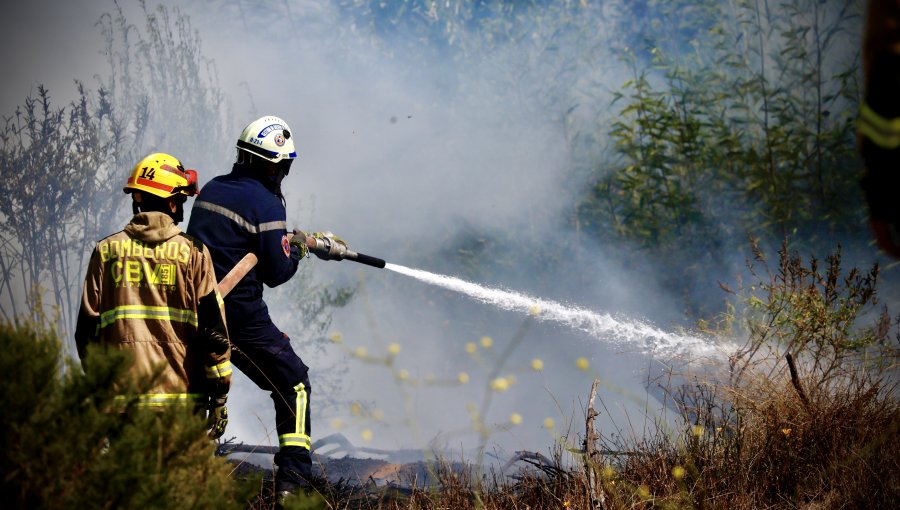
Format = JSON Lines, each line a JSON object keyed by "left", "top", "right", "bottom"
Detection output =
{"left": 0, "top": 1, "right": 108, "bottom": 114}
{"left": 1, "top": 0, "right": 862, "bottom": 466}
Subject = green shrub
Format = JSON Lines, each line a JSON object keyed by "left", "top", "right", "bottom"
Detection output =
{"left": 0, "top": 320, "right": 256, "bottom": 509}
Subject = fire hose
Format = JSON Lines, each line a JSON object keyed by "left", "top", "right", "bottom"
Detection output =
{"left": 217, "top": 232, "right": 385, "bottom": 296}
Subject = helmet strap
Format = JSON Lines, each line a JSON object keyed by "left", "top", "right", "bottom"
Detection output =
{"left": 236, "top": 149, "right": 254, "bottom": 166}
{"left": 132, "top": 192, "right": 185, "bottom": 224}
{"left": 132, "top": 191, "right": 145, "bottom": 215}
{"left": 237, "top": 152, "right": 287, "bottom": 196}
{"left": 170, "top": 198, "right": 185, "bottom": 224}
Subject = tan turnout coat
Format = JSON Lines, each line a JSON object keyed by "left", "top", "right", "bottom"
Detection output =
{"left": 76, "top": 212, "right": 231, "bottom": 405}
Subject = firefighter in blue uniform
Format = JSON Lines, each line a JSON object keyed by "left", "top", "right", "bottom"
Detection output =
{"left": 187, "top": 115, "right": 347, "bottom": 495}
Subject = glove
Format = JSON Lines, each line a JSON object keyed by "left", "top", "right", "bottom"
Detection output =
{"left": 289, "top": 229, "right": 309, "bottom": 260}
{"left": 310, "top": 231, "right": 348, "bottom": 261}
{"left": 207, "top": 395, "right": 228, "bottom": 439}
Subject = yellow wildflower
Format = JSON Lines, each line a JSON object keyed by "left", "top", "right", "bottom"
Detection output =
{"left": 490, "top": 377, "right": 509, "bottom": 392}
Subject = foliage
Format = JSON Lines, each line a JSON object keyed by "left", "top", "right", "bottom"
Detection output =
{"left": 724, "top": 238, "right": 895, "bottom": 383}
{"left": 0, "top": 1, "right": 231, "bottom": 347}
{"left": 576, "top": 0, "right": 865, "bottom": 309}
{"left": 96, "top": 0, "right": 231, "bottom": 173}
{"left": 597, "top": 0, "right": 863, "bottom": 244}
{"left": 0, "top": 319, "right": 257, "bottom": 509}
{"left": 0, "top": 85, "right": 118, "bottom": 330}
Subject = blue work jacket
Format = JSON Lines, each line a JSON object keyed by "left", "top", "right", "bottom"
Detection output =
{"left": 186, "top": 164, "right": 299, "bottom": 338}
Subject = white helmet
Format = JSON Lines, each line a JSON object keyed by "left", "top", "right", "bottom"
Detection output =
{"left": 235, "top": 115, "right": 297, "bottom": 163}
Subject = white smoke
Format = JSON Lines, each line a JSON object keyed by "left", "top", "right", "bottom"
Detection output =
{"left": 2, "top": 0, "right": 743, "bottom": 459}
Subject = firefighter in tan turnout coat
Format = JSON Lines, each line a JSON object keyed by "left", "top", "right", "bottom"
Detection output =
{"left": 75, "top": 153, "right": 232, "bottom": 438}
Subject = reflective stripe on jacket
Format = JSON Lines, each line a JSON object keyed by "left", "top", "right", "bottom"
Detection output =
{"left": 75, "top": 212, "right": 231, "bottom": 401}
{"left": 186, "top": 164, "right": 299, "bottom": 334}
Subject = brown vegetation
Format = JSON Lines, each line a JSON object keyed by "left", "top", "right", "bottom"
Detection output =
{"left": 259, "top": 242, "right": 899, "bottom": 510}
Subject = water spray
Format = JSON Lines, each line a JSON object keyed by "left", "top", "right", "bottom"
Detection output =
{"left": 383, "top": 263, "right": 732, "bottom": 358}
{"left": 218, "top": 242, "right": 730, "bottom": 358}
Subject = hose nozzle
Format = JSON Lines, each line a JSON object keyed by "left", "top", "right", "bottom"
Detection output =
{"left": 307, "top": 231, "right": 385, "bottom": 268}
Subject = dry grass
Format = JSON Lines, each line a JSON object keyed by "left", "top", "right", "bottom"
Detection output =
{"left": 261, "top": 364, "right": 896, "bottom": 510}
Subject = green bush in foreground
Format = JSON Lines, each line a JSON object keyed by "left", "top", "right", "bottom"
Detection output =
{"left": 0, "top": 321, "right": 256, "bottom": 509}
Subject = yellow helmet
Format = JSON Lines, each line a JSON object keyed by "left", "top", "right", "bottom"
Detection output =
{"left": 124, "top": 153, "right": 199, "bottom": 198}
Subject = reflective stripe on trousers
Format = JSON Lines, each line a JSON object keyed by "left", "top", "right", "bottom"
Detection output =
{"left": 278, "top": 382, "right": 310, "bottom": 449}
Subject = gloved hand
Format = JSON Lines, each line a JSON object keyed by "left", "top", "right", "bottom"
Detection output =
{"left": 310, "top": 231, "right": 348, "bottom": 261}
{"left": 207, "top": 395, "right": 228, "bottom": 439}
{"left": 289, "top": 229, "right": 309, "bottom": 260}
{"left": 201, "top": 327, "right": 230, "bottom": 355}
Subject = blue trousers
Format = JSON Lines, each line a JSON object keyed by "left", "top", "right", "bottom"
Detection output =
{"left": 230, "top": 323, "right": 312, "bottom": 487}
